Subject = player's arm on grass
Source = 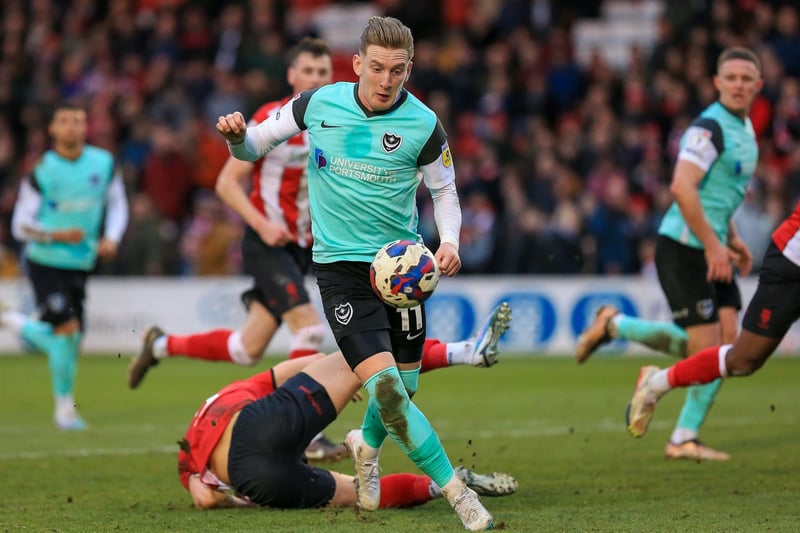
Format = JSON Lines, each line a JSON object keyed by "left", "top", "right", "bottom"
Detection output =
{"left": 11, "top": 176, "right": 84, "bottom": 243}
{"left": 188, "top": 473, "right": 255, "bottom": 509}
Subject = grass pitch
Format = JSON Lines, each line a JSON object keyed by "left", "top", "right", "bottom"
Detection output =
{"left": 1, "top": 353, "right": 798, "bottom": 532}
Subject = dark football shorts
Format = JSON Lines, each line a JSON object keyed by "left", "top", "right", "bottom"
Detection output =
{"left": 655, "top": 235, "right": 742, "bottom": 328}
{"left": 227, "top": 372, "right": 337, "bottom": 508}
{"left": 313, "top": 261, "right": 426, "bottom": 370}
{"left": 240, "top": 227, "right": 313, "bottom": 321}
{"left": 25, "top": 259, "right": 88, "bottom": 328}
{"left": 742, "top": 242, "right": 800, "bottom": 339}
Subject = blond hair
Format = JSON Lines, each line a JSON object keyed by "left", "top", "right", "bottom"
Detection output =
{"left": 358, "top": 16, "right": 414, "bottom": 60}
{"left": 717, "top": 47, "right": 761, "bottom": 75}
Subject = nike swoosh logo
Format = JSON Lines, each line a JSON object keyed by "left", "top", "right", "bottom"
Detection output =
{"left": 321, "top": 121, "right": 341, "bottom": 128}
{"left": 406, "top": 330, "right": 424, "bottom": 340}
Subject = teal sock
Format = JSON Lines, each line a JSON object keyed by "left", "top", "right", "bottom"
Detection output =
{"left": 399, "top": 367, "right": 420, "bottom": 396}
{"left": 676, "top": 379, "right": 723, "bottom": 434}
{"left": 47, "top": 334, "right": 78, "bottom": 397}
{"left": 21, "top": 319, "right": 56, "bottom": 353}
{"left": 364, "top": 367, "right": 453, "bottom": 488}
{"left": 362, "top": 367, "right": 421, "bottom": 449}
{"left": 615, "top": 315, "right": 688, "bottom": 357}
{"left": 361, "top": 397, "right": 387, "bottom": 449}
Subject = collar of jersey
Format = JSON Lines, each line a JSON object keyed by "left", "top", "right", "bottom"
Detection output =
{"left": 353, "top": 83, "right": 408, "bottom": 117}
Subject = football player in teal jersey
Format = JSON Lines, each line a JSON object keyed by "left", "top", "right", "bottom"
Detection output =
{"left": 576, "top": 47, "right": 763, "bottom": 461}
{"left": 6, "top": 103, "right": 128, "bottom": 430}
{"left": 216, "top": 16, "right": 493, "bottom": 531}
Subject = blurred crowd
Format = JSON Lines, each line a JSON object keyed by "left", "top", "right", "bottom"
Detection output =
{"left": 0, "top": 0, "right": 799, "bottom": 277}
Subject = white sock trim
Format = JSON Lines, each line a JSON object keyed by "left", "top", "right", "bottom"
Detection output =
{"left": 153, "top": 337, "right": 168, "bottom": 359}
{"left": 670, "top": 428, "right": 698, "bottom": 444}
{"left": 446, "top": 340, "right": 470, "bottom": 365}
{"left": 608, "top": 314, "right": 623, "bottom": 338}
{"left": 648, "top": 369, "right": 671, "bottom": 396}
{"left": 2, "top": 310, "right": 28, "bottom": 333}
{"left": 227, "top": 331, "right": 253, "bottom": 366}
{"left": 718, "top": 344, "right": 732, "bottom": 378}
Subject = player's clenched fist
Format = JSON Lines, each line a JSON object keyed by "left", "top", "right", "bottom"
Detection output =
{"left": 216, "top": 112, "right": 247, "bottom": 144}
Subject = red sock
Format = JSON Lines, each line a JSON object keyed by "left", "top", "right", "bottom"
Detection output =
{"left": 288, "top": 348, "right": 318, "bottom": 360}
{"left": 420, "top": 339, "right": 447, "bottom": 374}
{"left": 379, "top": 473, "right": 432, "bottom": 508}
{"left": 167, "top": 329, "right": 233, "bottom": 362}
{"left": 668, "top": 346, "right": 723, "bottom": 387}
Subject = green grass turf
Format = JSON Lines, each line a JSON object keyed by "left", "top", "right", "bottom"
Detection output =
{"left": 0, "top": 353, "right": 799, "bottom": 532}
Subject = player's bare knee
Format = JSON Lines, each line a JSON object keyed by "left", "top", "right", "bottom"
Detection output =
{"left": 726, "top": 353, "right": 763, "bottom": 376}
{"left": 289, "top": 323, "right": 327, "bottom": 353}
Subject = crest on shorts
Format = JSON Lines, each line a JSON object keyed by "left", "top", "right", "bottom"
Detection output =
{"left": 335, "top": 302, "right": 353, "bottom": 325}
{"left": 696, "top": 298, "right": 714, "bottom": 320}
{"left": 47, "top": 292, "right": 67, "bottom": 314}
{"left": 382, "top": 133, "right": 402, "bottom": 153}
{"left": 758, "top": 307, "right": 772, "bottom": 329}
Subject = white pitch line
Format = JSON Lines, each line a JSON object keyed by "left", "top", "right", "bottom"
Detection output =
{"left": 0, "top": 444, "right": 177, "bottom": 461}
{"left": 0, "top": 415, "right": 795, "bottom": 461}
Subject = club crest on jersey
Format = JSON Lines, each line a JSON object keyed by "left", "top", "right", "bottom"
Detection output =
{"left": 90, "top": 174, "right": 101, "bottom": 186}
{"left": 335, "top": 302, "right": 353, "bottom": 325}
{"left": 382, "top": 133, "right": 402, "bottom": 153}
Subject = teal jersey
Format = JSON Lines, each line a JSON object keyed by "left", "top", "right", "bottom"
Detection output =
{"left": 25, "top": 145, "right": 116, "bottom": 270}
{"left": 293, "top": 82, "right": 450, "bottom": 263}
{"left": 658, "top": 101, "right": 758, "bottom": 249}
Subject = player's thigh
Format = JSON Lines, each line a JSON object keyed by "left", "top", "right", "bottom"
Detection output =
{"left": 230, "top": 454, "right": 336, "bottom": 508}
{"left": 239, "top": 301, "right": 279, "bottom": 355}
{"left": 386, "top": 304, "right": 426, "bottom": 364}
{"left": 281, "top": 302, "right": 323, "bottom": 332}
{"left": 241, "top": 227, "right": 312, "bottom": 319}
{"left": 741, "top": 243, "right": 800, "bottom": 340}
{"left": 25, "top": 260, "right": 83, "bottom": 327}
{"left": 314, "top": 261, "right": 393, "bottom": 368}
{"left": 715, "top": 279, "right": 742, "bottom": 343}
{"left": 228, "top": 375, "right": 338, "bottom": 507}
{"left": 717, "top": 307, "right": 740, "bottom": 344}
{"left": 655, "top": 236, "right": 719, "bottom": 328}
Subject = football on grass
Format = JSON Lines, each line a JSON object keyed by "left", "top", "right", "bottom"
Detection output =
{"left": 370, "top": 239, "right": 440, "bottom": 308}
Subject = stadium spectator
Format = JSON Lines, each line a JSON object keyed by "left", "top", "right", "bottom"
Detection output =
{"left": 178, "top": 350, "right": 517, "bottom": 510}
{"left": 217, "top": 16, "right": 495, "bottom": 530}
{"left": 627, "top": 196, "right": 800, "bottom": 439}
{"left": 4, "top": 103, "right": 129, "bottom": 429}
{"left": 178, "top": 191, "right": 242, "bottom": 276}
{"left": 575, "top": 47, "right": 763, "bottom": 461}
{"left": 0, "top": 1, "right": 799, "bottom": 275}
